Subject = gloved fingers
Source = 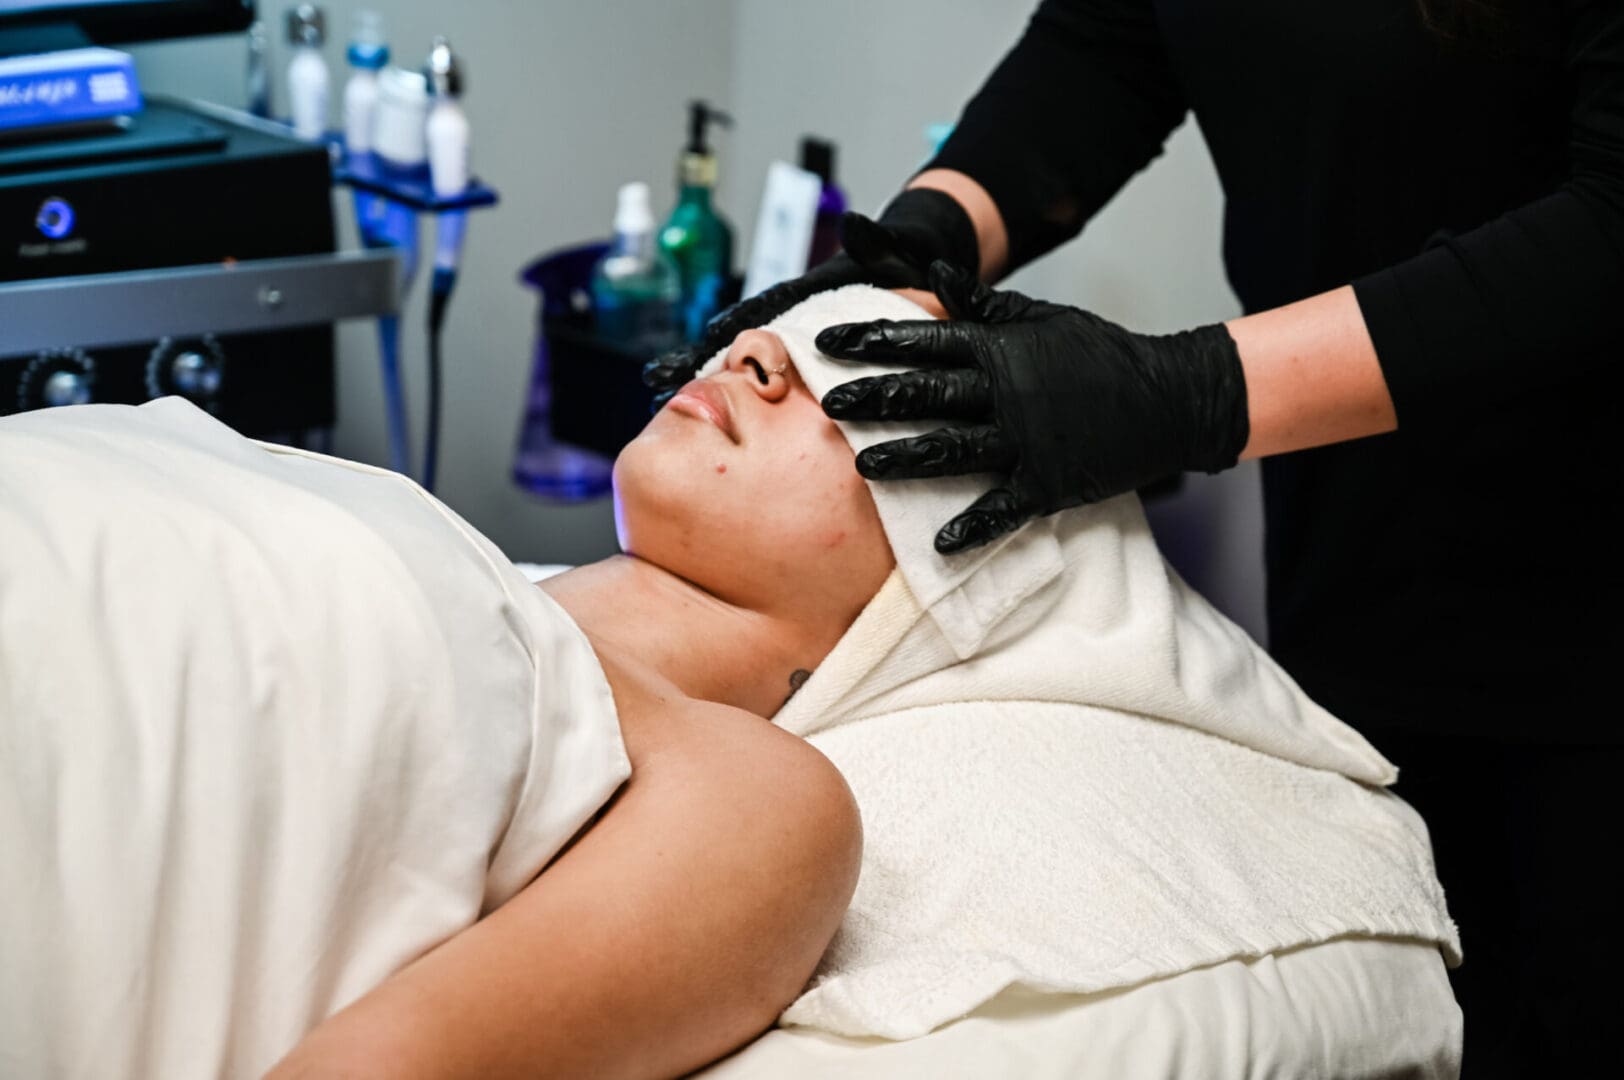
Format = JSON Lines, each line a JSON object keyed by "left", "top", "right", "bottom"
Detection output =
{"left": 934, "top": 487, "right": 1034, "bottom": 555}
{"left": 646, "top": 255, "right": 874, "bottom": 397}
{"left": 697, "top": 258, "right": 856, "bottom": 348}
{"left": 705, "top": 279, "right": 804, "bottom": 339}
{"left": 928, "top": 260, "right": 996, "bottom": 322}
{"left": 799, "top": 247, "right": 875, "bottom": 292}
{"left": 839, "top": 213, "right": 929, "bottom": 289}
{"left": 821, "top": 368, "right": 993, "bottom": 421}
{"left": 840, "top": 212, "right": 898, "bottom": 265}
{"left": 642, "top": 347, "right": 704, "bottom": 394}
{"left": 815, "top": 319, "right": 984, "bottom": 368}
{"left": 927, "top": 260, "right": 1043, "bottom": 325}
{"left": 854, "top": 424, "right": 1017, "bottom": 480}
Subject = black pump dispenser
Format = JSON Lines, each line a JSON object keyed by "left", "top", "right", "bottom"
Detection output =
{"left": 800, "top": 137, "right": 836, "bottom": 185}
{"left": 686, "top": 100, "right": 733, "bottom": 156}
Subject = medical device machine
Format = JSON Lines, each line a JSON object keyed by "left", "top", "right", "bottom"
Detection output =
{"left": 0, "top": 0, "right": 397, "bottom": 439}
{"left": 0, "top": 0, "right": 252, "bottom": 49}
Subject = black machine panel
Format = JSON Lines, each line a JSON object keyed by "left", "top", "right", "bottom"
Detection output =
{"left": 0, "top": 99, "right": 338, "bottom": 437}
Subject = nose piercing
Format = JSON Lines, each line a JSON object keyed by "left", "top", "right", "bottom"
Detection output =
{"left": 771, "top": 363, "right": 788, "bottom": 377}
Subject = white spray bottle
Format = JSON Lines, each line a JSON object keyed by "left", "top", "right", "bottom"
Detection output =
{"left": 424, "top": 37, "right": 469, "bottom": 198}
{"left": 286, "top": 4, "right": 329, "bottom": 142}
{"left": 343, "top": 10, "right": 388, "bottom": 155}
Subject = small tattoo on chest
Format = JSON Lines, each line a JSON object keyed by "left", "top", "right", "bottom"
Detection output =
{"left": 781, "top": 668, "right": 812, "bottom": 709}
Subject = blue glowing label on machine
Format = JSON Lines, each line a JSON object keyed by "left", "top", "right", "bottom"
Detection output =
{"left": 0, "top": 47, "right": 142, "bottom": 133}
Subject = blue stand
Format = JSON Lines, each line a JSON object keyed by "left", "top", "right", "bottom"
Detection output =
{"left": 321, "top": 136, "right": 501, "bottom": 486}
{"left": 330, "top": 142, "right": 499, "bottom": 213}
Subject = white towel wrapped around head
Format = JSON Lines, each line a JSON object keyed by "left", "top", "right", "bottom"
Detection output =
{"left": 699, "top": 286, "right": 1065, "bottom": 661}
{"left": 712, "top": 285, "right": 1458, "bottom": 1039}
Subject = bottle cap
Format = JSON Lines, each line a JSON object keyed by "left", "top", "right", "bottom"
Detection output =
{"left": 425, "top": 36, "right": 465, "bottom": 98}
{"left": 287, "top": 4, "right": 325, "bottom": 47}
{"left": 614, "top": 182, "right": 656, "bottom": 235}
{"left": 800, "top": 137, "right": 836, "bottom": 185}
{"left": 347, "top": 10, "right": 389, "bottom": 69}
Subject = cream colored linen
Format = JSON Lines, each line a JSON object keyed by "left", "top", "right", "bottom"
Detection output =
{"left": 700, "top": 937, "right": 1461, "bottom": 1079}
{"left": 0, "top": 399, "right": 630, "bottom": 1079}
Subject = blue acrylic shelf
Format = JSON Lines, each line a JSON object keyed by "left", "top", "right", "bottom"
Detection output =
{"left": 328, "top": 139, "right": 499, "bottom": 213}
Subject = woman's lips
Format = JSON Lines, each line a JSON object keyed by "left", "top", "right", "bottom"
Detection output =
{"left": 668, "top": 381, "right": 739, "bottom": 442}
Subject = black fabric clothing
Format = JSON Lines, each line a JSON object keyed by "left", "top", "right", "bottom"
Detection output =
{"left": 1375, "top": 730, "right": 1624, "bottom": 1076}
{"left": 929, "top": 0, "right": 1621, "bottom": 741}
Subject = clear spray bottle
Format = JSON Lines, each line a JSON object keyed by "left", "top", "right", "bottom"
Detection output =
{"left": 593, "top": 182, "right": 682, "bottom": 352}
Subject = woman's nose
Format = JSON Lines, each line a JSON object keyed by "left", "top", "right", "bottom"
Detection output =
{"left": 722, "top": 330, "right": 792, "bottom": 403}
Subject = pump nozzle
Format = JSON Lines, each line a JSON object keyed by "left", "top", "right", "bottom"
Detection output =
{"left": 426, "top": 36, "right": 465, "bottom": 99}
{"left": 347, "top": 10, "right": 389, "bottom": 69}
{"left": 287, "top": 4, "right": 325, "bottom": 47}
{"left": 686, "top": 100, "right": 733, "bottom": 155}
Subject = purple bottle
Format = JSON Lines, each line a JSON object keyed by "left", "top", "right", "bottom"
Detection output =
{"left": 801, "top": 137, "right": 847, "bottom": 268}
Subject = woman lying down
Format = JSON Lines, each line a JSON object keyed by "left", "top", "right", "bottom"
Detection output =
{"left": 0, "top": 286, "right": 1460, "bottom": 1079}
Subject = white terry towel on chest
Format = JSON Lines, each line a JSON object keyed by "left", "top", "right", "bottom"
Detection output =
{"left": 708, "top": 286, "right": 1459, "bottom": 1039}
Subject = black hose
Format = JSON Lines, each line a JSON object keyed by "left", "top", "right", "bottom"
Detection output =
{"left": 424, "top": 271, "right": 456, "bottom": 493}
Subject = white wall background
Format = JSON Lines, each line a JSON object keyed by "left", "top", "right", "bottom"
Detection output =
{"left": 130, "top": 0, "right": 1267, "bottom": 639}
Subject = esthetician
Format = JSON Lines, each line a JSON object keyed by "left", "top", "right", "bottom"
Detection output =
{"left": 648, "top": 1, "right": 1623, "bottom": 1073}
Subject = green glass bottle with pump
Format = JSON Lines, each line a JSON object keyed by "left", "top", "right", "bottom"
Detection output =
{"left": 659, "top": 101, "right": 735, "bottom": 342}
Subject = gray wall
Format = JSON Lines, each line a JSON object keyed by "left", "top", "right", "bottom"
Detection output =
{"left": 132, "top": 0, "right": 735, "bottom": 566}
{"left": 130, "top": 0, "right": 1267, "bottom": 639}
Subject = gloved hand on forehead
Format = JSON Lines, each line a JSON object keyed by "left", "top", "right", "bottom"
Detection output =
{"left": 641, "top": 188, "right": 979, "bottom": 404}
{"left": 817, "top": 262, "right": 1251, "bottom": 555}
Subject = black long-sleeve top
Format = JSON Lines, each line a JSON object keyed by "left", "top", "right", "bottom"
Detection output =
{"left": 930, "top": 0, "right": 1623, "bottom": 740}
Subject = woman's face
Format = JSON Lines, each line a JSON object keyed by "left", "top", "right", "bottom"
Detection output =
{"left": 613, "top": 329, "right": 894, "bottom": 629}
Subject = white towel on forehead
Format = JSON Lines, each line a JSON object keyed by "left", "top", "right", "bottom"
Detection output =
{"left": 706, "top": 285, "right": 1457, "bottom": 1039}
{"left": 700, "top": 285, "right": 1062, "bottom": 659}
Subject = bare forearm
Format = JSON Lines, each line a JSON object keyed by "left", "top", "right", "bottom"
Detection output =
{"left": 1226, "top": 285, "right": 1397, "bottom": 460}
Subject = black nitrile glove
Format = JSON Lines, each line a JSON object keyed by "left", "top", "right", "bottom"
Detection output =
{"left": 641, "top": 188, "right": 979, "bottom": 405}
{"left": 818, "top": 262, "right": 1250, "bottom": 555}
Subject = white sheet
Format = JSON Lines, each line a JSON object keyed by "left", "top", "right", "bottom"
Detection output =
{"left": 0, "top": 399, "right": 631, "bottom": 1079}
{"left": 700, "top": 937, "right": 1461, "bottom": 1079}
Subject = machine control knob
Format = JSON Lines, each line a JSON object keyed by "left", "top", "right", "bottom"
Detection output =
{"left": 146, "top": 336, "right": 226, "bottom": 407}
{"left": 18, "top": 349, "right": 95, "bottom": 411}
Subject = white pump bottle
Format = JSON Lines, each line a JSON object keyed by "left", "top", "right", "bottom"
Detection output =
{"left": 286, "top": 5, "right": 329, "bottom": 142}
{"left": 343, "top": 11, "right": 388, "bottom": 155}
{"left": 424, "top": 37, "right": 469, "bottom": 198}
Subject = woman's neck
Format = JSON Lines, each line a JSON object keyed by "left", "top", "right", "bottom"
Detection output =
{"left": 541, "top": 555, "right": 824, "bottom": 718}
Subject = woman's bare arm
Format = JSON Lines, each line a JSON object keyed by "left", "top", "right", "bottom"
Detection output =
{"left": 267, "top": 690, "right": 861, "bottom": 1080}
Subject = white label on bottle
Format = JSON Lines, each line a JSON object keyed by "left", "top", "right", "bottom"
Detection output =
{"left": 742, "top": 161, "right": 823, "bottom": 299}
